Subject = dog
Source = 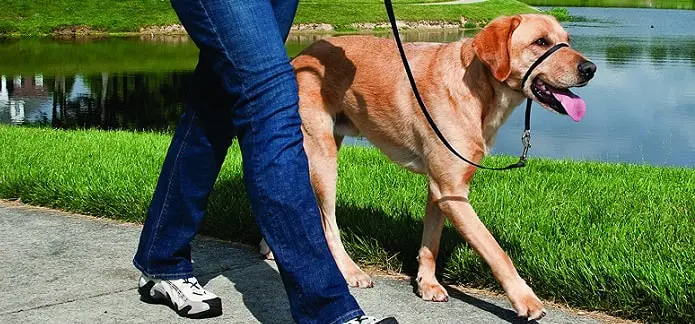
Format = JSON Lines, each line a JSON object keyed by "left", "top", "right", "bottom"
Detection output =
{"left": 260, "top": 14, "right": 595, "bottom": 319}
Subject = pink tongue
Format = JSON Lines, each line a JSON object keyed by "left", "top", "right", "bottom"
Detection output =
{"left": 550, "top": 89, "right": 586, "bottom": 122}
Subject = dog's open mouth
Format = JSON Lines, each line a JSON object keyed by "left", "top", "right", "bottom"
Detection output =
{"left": 531, "top": 77, "right": 586, "bottom": 122}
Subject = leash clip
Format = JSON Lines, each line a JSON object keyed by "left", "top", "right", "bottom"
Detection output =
{"left": 520, "top": 129, "right": 531, "bottom": 162}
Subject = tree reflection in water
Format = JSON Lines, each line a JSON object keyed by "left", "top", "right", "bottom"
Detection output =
{"left": 0, "top": 72, "right": 189, "bottom": 132}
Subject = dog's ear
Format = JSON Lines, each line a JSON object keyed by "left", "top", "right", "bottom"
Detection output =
{"left": 472, "top": 15, "right": 522, "bottom": 82}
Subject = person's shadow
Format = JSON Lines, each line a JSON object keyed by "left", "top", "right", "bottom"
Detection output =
{"left": 191, "top": 237, "right": 294, "bottom": 322}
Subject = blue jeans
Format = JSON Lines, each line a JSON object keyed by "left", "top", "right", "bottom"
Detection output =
{"left": 132, "top": 0, "right": 364, "bottom": 322}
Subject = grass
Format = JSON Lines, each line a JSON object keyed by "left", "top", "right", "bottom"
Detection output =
{"left": 542, "top": 7, "right": 571, "bottom": 20}
{"left": 0, "top": 0, "right": 537, "bottom": 36}
{"left": 1, "top": 125, "right": 694, "bottom": 322}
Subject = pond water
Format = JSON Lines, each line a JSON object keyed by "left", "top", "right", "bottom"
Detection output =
{"left": 524, "top": 0, "right": 694, "bottom": 10}
{"left": 1, "top": 7, "right": 694, "bottom": 167}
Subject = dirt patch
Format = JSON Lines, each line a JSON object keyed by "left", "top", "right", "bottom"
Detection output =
{"left": 352, "top": 20, "right": 462, "bottom": 30}
{"left": 292, "top": 19, "right": 484, "bottom": 32}
{"left": 291, "top": 23, "right": 335, "bottom": 32}
{"left": 45, "top": 19, "right": 483, "bottom": 36}
{"left": 52, "top": 25, "right": 106, "bottom": 36}
{"left": 49, "top": 24, "right": 188, "bottom": 37}
{"left": 139, "top": 24, "right": 188, "bottom": 35}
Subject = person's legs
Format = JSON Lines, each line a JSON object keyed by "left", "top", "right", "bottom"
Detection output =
{"left": 133, "top": 56, "right": 234, "bottom": 279}
{"left": 161, "top": 0, "right": 364, "bottom": 322}
{"left": 132, "top": 54, "right": 233, "bottom": 318}
{"left": 132, "top": 0, "right": 296, "bottom": 280}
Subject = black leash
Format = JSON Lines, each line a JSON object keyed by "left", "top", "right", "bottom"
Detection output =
{"left": 384, "top": 0, "right": 568, "bottom": 170}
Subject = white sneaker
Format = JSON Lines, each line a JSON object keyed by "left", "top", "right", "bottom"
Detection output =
{"left": 138, "top": 274, "right": 222, "bottom": 319}
{"left": 345, "top": 315, "right": 398, "bottom": 324}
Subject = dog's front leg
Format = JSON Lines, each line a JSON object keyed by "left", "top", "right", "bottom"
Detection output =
{"left": 416, "top": 190, "right": 449, "bottom": 302}
{"left": 437, "top": 194, "right": 546, "bottom": 320}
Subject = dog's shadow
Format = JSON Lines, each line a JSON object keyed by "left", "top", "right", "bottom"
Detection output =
{"left": 444, "top": 286, "right": 540, "bottom": 324}
{"left": 189, "top": 175, "right": 532, "bottom": 323}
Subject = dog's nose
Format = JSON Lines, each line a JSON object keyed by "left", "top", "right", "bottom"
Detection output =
{"left": 578, "top": 61, "right": 597, "bottom": 79}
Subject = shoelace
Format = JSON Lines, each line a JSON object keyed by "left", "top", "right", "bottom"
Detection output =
{"left": 345, "top": 316, "right": 378, "bottom": 324}
{"left": 182, "top": 278, "right": 205, "bottom": 295}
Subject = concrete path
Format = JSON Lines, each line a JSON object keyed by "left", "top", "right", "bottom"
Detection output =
{"left": 0, "top": 202, "right": 608, "bottom": 323}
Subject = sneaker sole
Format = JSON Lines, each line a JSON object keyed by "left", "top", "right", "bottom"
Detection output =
{"left": 138, "top": 281, "right": 223, "bottom": 319}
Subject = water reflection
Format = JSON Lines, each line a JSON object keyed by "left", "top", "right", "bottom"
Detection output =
{"left": 0, "top": 73, "right": 187, "bottom": 130}
{"left": 573, "top": 36, "right": 695, "bottom": 66}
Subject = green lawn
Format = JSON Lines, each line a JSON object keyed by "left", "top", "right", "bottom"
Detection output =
{"left": 0, "top": 0, "right": 537, "bottom": 36}
{"left": 1, "top": 125, "right": 693, "bottom": 322}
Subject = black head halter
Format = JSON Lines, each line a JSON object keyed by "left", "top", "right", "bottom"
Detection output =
{"left": 384, "top": 0, "right": 569, "bottom": 170}
{"left": 521, "top": 43, "right": 569, "bottom": 90}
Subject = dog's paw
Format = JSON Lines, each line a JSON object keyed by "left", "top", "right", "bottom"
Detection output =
{"left": 507, "top": 281, "right": 546, "bottom": 320}
{"left": 259, "top": 239, "right": 274, "bottom": 260}
{"left": 417, "top": 280, "right": 449, "bottom": 302}
{"left": 344, "top": 269, "right": 374, "bottom": 288}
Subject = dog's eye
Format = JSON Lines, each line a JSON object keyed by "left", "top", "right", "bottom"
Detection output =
{"left": 534, "top": 38, "right": 549, "bottom": 46}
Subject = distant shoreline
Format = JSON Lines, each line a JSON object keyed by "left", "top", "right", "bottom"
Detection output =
{"left": 1, "top": 20, "right": 495, "bottom": 38}
{"left": 0, "top": 0, "right": 537, "bottom": 37}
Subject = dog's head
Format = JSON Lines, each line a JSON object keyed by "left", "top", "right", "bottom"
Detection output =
{"left": 472, "top": 14, "right": 596, "bottom": 122}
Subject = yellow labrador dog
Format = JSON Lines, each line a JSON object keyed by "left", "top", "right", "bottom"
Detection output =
{"left": 260, "top": 14, "right": 595, "bottom": 319}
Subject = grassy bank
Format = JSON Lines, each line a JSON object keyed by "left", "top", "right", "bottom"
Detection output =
{"left": 0, "top": 0, "right": 537, "bottom": 36}
{"left": 1, "top": 125, "right": 693, "bottom": 322}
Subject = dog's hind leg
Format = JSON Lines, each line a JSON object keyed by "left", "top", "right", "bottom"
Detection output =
{"left": 305, "top": 123, "right": 374, "bottom": 288}
{"left": 416, "top": 189, "right": 449, "bottom": 301}
{"left": 259, "top": 237, "right": 274, "bottom": 259}
{"left": 258, "top": 116, "right": 373, "bottom": 290}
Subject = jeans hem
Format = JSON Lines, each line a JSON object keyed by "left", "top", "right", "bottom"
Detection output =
{"left": 144, "top": 110, "right": 197, "bottom": 268}
{"left": 133, "top": 259, "right": 193, "bottom": 280}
